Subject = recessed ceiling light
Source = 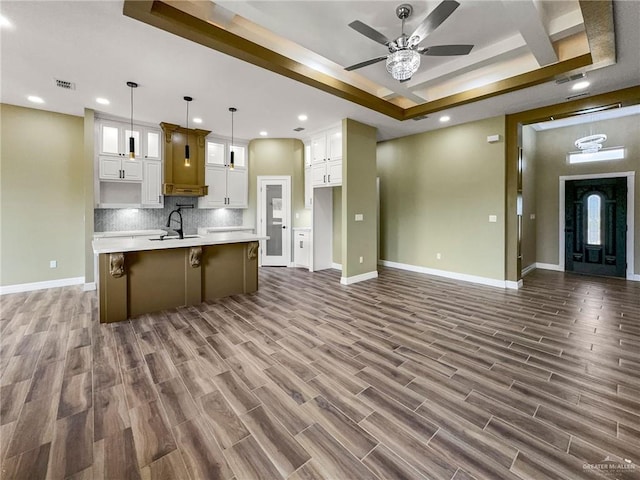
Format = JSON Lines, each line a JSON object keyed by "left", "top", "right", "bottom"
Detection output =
{"left": 0, "top": 15, "right": 13, "bottom": 29}
{"left": 193, "top": 117, "right": 203, "bottom": 124}
{"left": 96, "top": 97, "right": 110, "bottom": 105}
{"left": 439, "top": 115, "right": 450, "bottom": 123}
{"left": 259, "top": 131, "right": 268, "bottom": 136}
{"left": 298, "top": 114, "right": 308, "bottom": 121}
{"left": 572, "top": 81, "right": 590, "bottom": 91}
{"left": 27, "top": 95, "right": 44, "bottom": 104}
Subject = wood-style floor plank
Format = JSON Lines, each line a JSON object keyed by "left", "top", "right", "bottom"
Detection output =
{"left": 0, "top": 268, "right": 638, "bottom": 479}
{"left": 173, "top": 417, "right": 233, "bottom": 480}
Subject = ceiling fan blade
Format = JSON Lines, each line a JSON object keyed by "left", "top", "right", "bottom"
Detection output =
{"left": 418, "top": 44, "right": 474, "bottom": 56}
{"left": 409, "top": 0, "right": 460, "bottom": 45}
{"left": 348, "top": 20, "right": 391, "bottom": 46}
{"left": 344, "top": 56, "right": 388, "bottom": 71}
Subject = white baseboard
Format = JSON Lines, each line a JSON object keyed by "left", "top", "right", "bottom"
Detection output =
{"left": 535, "top": 262, "right": 563, "bottom": 272}
{"left": 505, "top": 280, "right": 524, "bottom": 289}
{"left": 379, "top": 260, "right": 520, "bottom": 289}
{"left": 627, "top": 274, "right": 640, "bottom": 282}
{"left": 340, "top": 270, "right": 378, "bottom": 285}
{"left": 521, "top": 264, "right": 536, "bottom": 277}
{"left": 0, "top": 276, "right": 85, "bottom": 295}
{"left": 332, "top": 263, "right": 342, "bottom": 271}
{"left": 83, "top": 282, "right": 97, "bottom": 291}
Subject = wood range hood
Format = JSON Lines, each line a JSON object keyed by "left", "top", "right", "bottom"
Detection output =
{"left": 161, "top": 122, "right": 210, "bottom": 196}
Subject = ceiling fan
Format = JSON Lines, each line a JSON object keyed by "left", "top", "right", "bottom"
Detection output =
{"left": 345, "top": 0, "right": 473, "bottom": 82}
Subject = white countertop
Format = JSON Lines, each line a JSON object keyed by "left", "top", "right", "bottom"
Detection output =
{"left": 92, "top": 231, "right": 268, "bottom": 254}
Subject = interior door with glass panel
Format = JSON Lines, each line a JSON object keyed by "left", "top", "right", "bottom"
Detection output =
{"left": 258, "top": 177, "right": 291, "bottom": 266}
{"left": 565, "top": 177, "right": 627, "bottom": 277}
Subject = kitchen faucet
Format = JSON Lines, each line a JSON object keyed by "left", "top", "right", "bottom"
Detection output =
{"left": 165, "top": 204, "right": 193, "bottom": 239}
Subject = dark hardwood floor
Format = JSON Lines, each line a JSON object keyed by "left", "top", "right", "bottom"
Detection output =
{"left": 1, "top": 266, "right": 639, "bottom": 479}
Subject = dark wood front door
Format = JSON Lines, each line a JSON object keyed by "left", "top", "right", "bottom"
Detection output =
{"left": 565, "top": 177, "right": 627, "bottom": 278}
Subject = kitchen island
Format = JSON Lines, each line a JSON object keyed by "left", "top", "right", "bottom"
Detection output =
{"left": 92, "top": 232, "right": 266, "bottom": 323}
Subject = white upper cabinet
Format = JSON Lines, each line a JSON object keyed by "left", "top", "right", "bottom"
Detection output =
{"left": 304, "top": 144, "right": 312, "bottom": 167}
{"left": 95, "top": 117, "right": 163, "bottom": 208}
{"left": 199, "top": 136, "right": 248, "bottom": 208}
{"left": 230, "top": 145, "right": 246, "bottom": 169}
{"left": 206, "top": 139, "right": 247, "bottom": 169}
{"left": 326, "top": 159, "right": 342, "bottom": 186}
{"left": 144, "top": 129, "right": 161, "bottom": 160}
{"left": 206, "top": 140, "right": 226, "bottom": 166}
{"left": 311, "top": 134, "right": 326, "bottom": 164}
{"left": 304, "top": 166, "right": 312, "bottom": 209}
{"left": 142, "top": 160, "right": 163, "bottom": 207}
{"left": 98, "top": 156, "right": 142, "bottom": 181}
{"left": 99, "top": 119, "right": 159, "bottom": 160}
{"left": 309, "top": 124, "right": 343, "bottom": 187}
{"left": 227, "top": 168, "right": 248, "bottom": 207}
{"left": 326, "top": 127, "right": 342, "bottom": 162}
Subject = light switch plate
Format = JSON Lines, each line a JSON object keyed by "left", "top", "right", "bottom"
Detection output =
{"left": 50, "top": 260, "right": 57, "bottom": 268}
{"left": 355, "top": 214, "right": 364, "bottom": 221}
{"left": 489, "top": 215, "right": 497, "bottom": 223}
{"left": 530, "top": 213, "right": 536, "bottom": 220}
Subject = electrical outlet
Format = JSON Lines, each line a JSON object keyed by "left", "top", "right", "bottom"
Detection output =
{"left": 50, "top": 260, "right": 57, "bottom": 268}
{"left": 489, "top": 215, "right": 497, "bottom": 223}
{"left": 355, "top": 214, "right": 364, "bottom": 221}
{"left": 436, "top": 253, "right": 441, "bottom": 260}
{"left": 295, "top": 213, "right": 299, "bottom": 219}
{"left": 359, "top": 256, "right": 363, "bottom": 264}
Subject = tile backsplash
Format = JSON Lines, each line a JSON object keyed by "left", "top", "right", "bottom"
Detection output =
{"left": 94, "top": 197, "right": 244, "bottom": 234}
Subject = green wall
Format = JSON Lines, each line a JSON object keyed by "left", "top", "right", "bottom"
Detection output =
{"left": 377, "top": 116, "right": 506, "bottom": 280}
{"left": 1, "top": 104, "right": 85, "bottom": 286}
{"left": 246, "top": 138, "right": 310, "bottom": 230}
{"left": 332, "top": 186, "right": 342, "bottom": 265}
{"left": 342, "top": 119, "right": 378, "bottom": 278}
{"left": 521, "top": 126, "right": 537, "bottom": 270}
{"left": 83, "top": 109, "right": 95, "bottom": 283}
{"left": 532, "top": 115, "right": 640, "bottom": 273}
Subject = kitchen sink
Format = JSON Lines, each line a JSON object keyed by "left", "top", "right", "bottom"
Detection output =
{"left": 149, "top": 235, "right": 201, "bottom": 241}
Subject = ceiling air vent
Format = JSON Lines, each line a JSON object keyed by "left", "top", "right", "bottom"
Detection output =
{"left": 566, "top": 92, "right": 590, "bottom": 101}
{"left": 555, "top": 73, "right": 585, "bottom": 85}
{"left": 55, "top": 79, "right": 76, "bottom": 90}
{"left": 293, "top": 127, "right": 305, "bottom": 132}
{"left": 412, "top": 114, "right": 429, "bottom": 121}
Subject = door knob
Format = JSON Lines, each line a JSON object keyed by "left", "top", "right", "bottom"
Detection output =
{"left": 282, "top": 225, "right": 286, "bottom": 229}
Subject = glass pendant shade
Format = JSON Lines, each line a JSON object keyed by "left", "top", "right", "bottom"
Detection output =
{"left": 386, "top": 50, "right": 420, "bottom": 81}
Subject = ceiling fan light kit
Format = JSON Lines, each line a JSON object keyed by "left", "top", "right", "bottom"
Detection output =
{"left": 387, "top": 49, "right": 420, "bottom": 81}
{"left": 346, "top": 0, "right": 473, "bottom": 82}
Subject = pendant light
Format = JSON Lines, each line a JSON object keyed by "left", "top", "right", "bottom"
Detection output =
{"left": 184, "top": 96, "right": 192, "bottom": 167}
{"left": 126, "top": 81, "right": 138, "bottom": 158}
{"left": 229, "top": 107, "right": 237, "bottom": 170}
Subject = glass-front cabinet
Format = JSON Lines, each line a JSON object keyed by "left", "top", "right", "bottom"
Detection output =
{"left": 99, "top": 120, "right": 160, "bottom": 160}
{"left": 95, "top": 116, "right": 163, "bottom": 208}
{"left": 199, "top": 136, "right": 248, "bottom": 208}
